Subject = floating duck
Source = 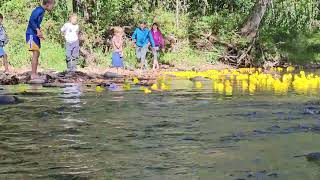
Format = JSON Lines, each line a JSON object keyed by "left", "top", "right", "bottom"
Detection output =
{"left": 144, "top": 88, "right": 152, "bottom": 94}
{"left": 161, "top": 83, "right": 170, "bottom": 91}
{"left": 151, "top": 84, "right": 158, "bottom": 90}
{"left": 95, "top": 85, "right": 104, "bottom": 93}
{"left": 133, "top": 77, "right": 140, "bottom": 84}
{"left": 123, "top": 81, "right": 131, "bottom": 90}
{"left": 195, "top": 81, "right": 202, "bottom": 89}
{"left": 17, "top": 85, "right": 27, "bottom": 93}
{"left": 225, "top": 84, "right": 233, "bottom": 96}
{"left": 163, "top": 67, "right": 320, "bottom": 96}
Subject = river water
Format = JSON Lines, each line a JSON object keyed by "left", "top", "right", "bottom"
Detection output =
{"left": 0, "top": 78, "right": 320, "bottom": 179}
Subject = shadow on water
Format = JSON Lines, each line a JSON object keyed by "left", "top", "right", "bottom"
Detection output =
{"left": 0, "top": 81, "right": 320, "bottom": 179}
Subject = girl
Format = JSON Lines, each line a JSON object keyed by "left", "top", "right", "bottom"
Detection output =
{"left": 111, "top": 27, "right": 124, "bottom": 71}
{"left": 0, "top": 13, "right": 9, "bottom": 72}
{"left": 150, "top": 23, "right": 165, "bottom": 70}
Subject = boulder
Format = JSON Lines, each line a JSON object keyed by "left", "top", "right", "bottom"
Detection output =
{"left": 0, "top": 96, "right": 20, "bottom": 105}
{"left": 104, "top": 72, "right": 124, "bottom": 79}
{"left": 306, "top": 152, "right": 320, "bottom": 161}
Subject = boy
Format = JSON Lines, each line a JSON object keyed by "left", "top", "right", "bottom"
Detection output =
{"left": 0, "top": 14, "right": 9, "bottom": 72}
{"left": 132, "top": 20, "right": 155, "bottom": 69}
{"left": 61, "top": 14, "right": 80, "bottom": 72}
{"left": 26, "top": 0, "right": 55, "bottom": 83}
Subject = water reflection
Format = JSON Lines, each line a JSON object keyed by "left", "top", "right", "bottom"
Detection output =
{"left": 0, "top": 79, "right": 320, "bottom": 179}
{"left": 61, "top": 84, "right": 83, "bottom": 107}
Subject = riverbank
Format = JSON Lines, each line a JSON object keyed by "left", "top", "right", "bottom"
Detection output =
{"left": 0, "top": 62, "right": 231, "bottom": 86}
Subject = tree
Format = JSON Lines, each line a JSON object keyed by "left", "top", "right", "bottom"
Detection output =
{"left": 240, "top": 0, "right": 271, "bottom": 39}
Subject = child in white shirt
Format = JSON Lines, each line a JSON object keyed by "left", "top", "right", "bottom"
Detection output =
{"left": 61, "top": 14, "right": 80, "bottom": 72}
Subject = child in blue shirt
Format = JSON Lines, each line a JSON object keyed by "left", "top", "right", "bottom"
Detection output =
{"left": 132, "top": 20, "right": 155, "bottom": 69}
{"left": 26, "top": 0, "right": 55, "bottom": 83}
{"left": 0, "top": 14, "right": 9, "bottom": 72}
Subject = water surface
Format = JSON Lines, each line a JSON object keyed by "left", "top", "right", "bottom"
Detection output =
{"left": 0, "top": 79, "right": 320, "bottom": 180}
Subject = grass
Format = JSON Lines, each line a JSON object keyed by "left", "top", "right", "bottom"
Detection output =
{"left": 3, "top": 18, "right": 216, "bottom": 72}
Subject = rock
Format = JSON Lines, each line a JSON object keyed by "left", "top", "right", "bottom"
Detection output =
{"left": 306, "top": 152, "right": 320, "bottom": 161}
{"left": 0, "top": 96, "right": 20, "bottom": 105}
{"left": 42, "top": 83, "right": 65, "bottom": 88}
{"left": 267, "top": 172, "right": 278, "bottom": 177}
{"left": 29, "top": 78, "right": 46, "bottom": 84}
{"left": 0, "top": 74, "right": 19, "bottom": 85}
{"left": 104, "top": 72, "right": 124, "bottom": 78}
{"left": 304, "top": 106, "right": 320, "bottom": 115}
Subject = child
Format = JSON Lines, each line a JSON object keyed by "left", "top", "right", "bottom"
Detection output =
{"left": 132, "top": 20, "right": 155, "bottom": 69}
{"left": 0, "top": 14, "right": 9, "bottom": 72}
{"left": 61, "top": 14, "right": 80, "bottom": 72}
{"left": 26, "top": 0, "right": 55, "bottom": 83}
{"left": 150, "top": 23, "right": 165, "bottom": 70}
{"left": 111, "top": 27, "right": 124, "bottom": 71}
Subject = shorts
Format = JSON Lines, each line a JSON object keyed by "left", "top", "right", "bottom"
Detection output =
{"left": 112, "top": 52, "right": 124, "bottom": 68}
{"left": 0, "top": 47, "right": 6, "bottom": 57}
{"left": 26, "top": 34, "right": 41, "bottom": 51}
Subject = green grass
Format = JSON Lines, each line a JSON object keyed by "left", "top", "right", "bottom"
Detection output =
{"left": 3, "top": 17, "right": 217, "bottom": 72}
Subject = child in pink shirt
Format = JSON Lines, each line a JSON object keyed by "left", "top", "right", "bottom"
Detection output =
{"left": 151, "top": 23, "right": 165, "bottom": 70}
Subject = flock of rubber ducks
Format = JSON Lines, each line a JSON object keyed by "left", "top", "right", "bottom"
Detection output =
{"left": 94, "top": 66, "right": 319, "bottom": 96}
{"left": 15, "top": 66, "right": 318, "bottom": 96}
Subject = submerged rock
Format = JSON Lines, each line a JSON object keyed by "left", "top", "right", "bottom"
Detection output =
{"left": 0, "top": 96, "right": 19, "bottom": 105}
{"left": 304, "top": 106, "right": 320, "bottom": 115}
{"left": 306, "top": 152, "right": 320, "bottom": 162}
{"left": 104, "top": 72, "right": 124, "bottom": 78}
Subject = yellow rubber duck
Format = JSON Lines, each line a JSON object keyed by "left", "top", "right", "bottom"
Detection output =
{"left": 287, "top": 66, "right": 295, "bottom": 72}
{"left": 144, "top": 88, "right": 152, "bottom": 94}
{"left": 225, "top": 85, "right": 233, "bottom": 96}
{"left": 161, "top": 83, "right": 170, "bottom": 91}
{"left": 242, "top": 80, "right": 248, "bottom": 91}
{"left": 249, "top": 84, "right": 256, "bottom": 94}
{"left": 195, "top": 81, "right": 202, "bottom": 89}
{"left": 123, "top": 82, "right": 131, "bottom": 91}
{"left": 18, "top": 85, "right": 27, "bottom": 93}
{"left": 95, "top": 85, "right": 104, "bottom": 93}
{"left": 133, "top": 77, "right": 140, "bottom": 84}
{"left": 151, "top": 84, "right": 158, "bottom": 90}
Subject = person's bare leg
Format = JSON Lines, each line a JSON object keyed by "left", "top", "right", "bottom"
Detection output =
{"left": 2, "top": 54, "right": 9, "bottom": 72}
{"left": 152, "top": 60, "right": 156, "bottom": 70}
{"left": 31, "top": 50, "right": 40, "bottom": 79}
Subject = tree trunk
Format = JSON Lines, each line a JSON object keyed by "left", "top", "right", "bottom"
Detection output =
{"left": 240, "top": 0, "right": 271, "bottom": 39}
{"left": 175, "top": 0, "right": 180, "bottom": 29}
{"left": 72, "top": 0, "right": 79, "bottom": 13}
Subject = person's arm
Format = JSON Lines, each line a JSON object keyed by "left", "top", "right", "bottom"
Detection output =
{"left": 60, "top": 24, "right": 67, "bottom": 37}
{"left": 77, "top": 25, "right": 80, "bottom": 36}
{"left": 29, "top": 8, "right": 42, "bottom": 36}
{"left": 132, "top": 28, "right": 137, "bottom": 41}
{"left": 3, "top": 27, "right": 9, "bottom": 46}
{"left": 148, "top": 30, "right": 155, "bottom": 47}
{"left": 159, "top": 32, "right": 166, "bottom": 49}
{"left": 131, "top": 28, "right": 138, "bottom": 47}
{"left": 112, "top": 38, "right": 121, "bottom": 50}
